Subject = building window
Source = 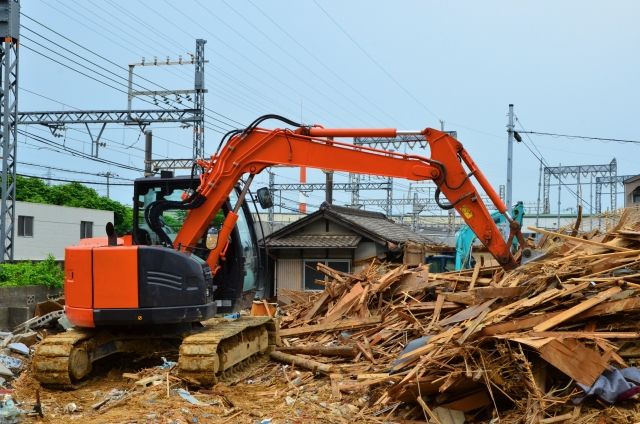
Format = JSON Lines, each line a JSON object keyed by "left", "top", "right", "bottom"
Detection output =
{"left": 303, "top": 259, "right": 350, "bottom": 291}
{"left": 17, "top": 216, "right": 33, "bottom": 237}
{"left": 633, "top": 187, "right": 640, "bottom": 204}
{"left": 80, "top": 221, "right": 93, "bottom": 239}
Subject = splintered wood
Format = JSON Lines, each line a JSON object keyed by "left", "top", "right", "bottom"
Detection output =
{"left": 275, "top": 207, "right": 640, "bottom": 422}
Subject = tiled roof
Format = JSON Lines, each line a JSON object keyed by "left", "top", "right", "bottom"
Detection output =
{"left": 324, "top": 204, "right": 432, "bottom": 244}
{"left": 263, "top": 202, "right": 436, "bottom": 247}
{"left": 267, "top": 234, "right": 361, "bottom": 248}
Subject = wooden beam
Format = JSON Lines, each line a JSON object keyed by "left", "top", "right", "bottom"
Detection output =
{"left": 270, "top": 351, "right": 334, "bottom": 374}
{"left": 280, "top": 316, "right": 382, "bottom": 337}
{"left": 528, "top": 227, "right": 632, "bottom": 252}
{"left": 533, "top": 287, "right": 622, "bottom": 332}
{"left": 276, "top": 344, "right": 357, "bottom": 357}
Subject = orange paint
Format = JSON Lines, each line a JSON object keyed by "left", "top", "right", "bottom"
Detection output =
{"left": 65, "top": 306, "right": 94, "bottom": 328}
{"left": 173, "top": 125, "right": 519, "bottom": 271}
{"left": 65, "top": 246, "right": 93, "bottom": 309}
{"left": 93, "top": 246, "right": 139, "bottom": 309}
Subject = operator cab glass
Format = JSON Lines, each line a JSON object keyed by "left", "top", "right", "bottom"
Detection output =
{"left": 132, "top": 175, "right": 264, "bottom": 307}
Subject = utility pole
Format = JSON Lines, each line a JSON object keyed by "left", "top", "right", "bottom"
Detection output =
{"left": 324, "top": 170, "right": 333, "bottom": 204}
{"left": 506, "top": 104, "right": 514, "bottom": 209}
{"left": 0, "top": 0, "right": 19, "bottom": 261}
{"left": 268, "top": 169, "right": 274, "bottom": 233}
{"left": 144, "top": 130, "right": 153, "bottom": 177}
{"left": 98, "top": 171, "right": 118, "bottom": 199}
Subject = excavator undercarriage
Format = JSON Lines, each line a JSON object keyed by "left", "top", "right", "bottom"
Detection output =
{"left": 33, "top": 316, "right": 274, "bottom": 388}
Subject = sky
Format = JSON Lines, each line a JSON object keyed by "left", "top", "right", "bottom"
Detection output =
{"left": 18, "top": 0, "right": 640, "bottom": 216}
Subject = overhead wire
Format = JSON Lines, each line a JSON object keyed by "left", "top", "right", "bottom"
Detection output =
{"left": 19, "top": 162, "right": 134, "bottom": 181}
{"left": 244, "top": 0, "right": 403, "bottom": 126}
{"left": 205, "top": 0, "right": 385, "bottom": 126}
{"left": 22, "top": 12, "right": 243, "bottom": 132}
{"left": 517, "top": 130, "right": 640, "bottom": 145}
{"left": 514, "top": 115, "right": 594, "bottom": 210}
{"left": 158, "top": 0, "right": 359, "bottom": 126}
{"left": 312, "top": 0, "right": 441, "bottom": 123}
{"left": 16, "top": 173, "right": 133, "bottom": 186}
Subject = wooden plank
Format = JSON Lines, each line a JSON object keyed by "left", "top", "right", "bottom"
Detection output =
{"left": 468, "top": 261, "right": 481, "bottom": 290}
{"left": 472, "top": 286, "right": 526, "bottom": 302}
{"left": 322, "top": 282, "right": 364, "bottom": 323}
{"left": 439, "top": 299, "right": 496, "bottom": 327}
{"left": 437, "top": 389, "right": 492, "bottom": 412}
{"left": 482, "top": 296, "right": 640, "bottom": 336}
{"left": 302, "top": 291, "right": 330, "bottom": 322}
{"left": 538, "top": 338, "right": 609, "bottom": 386}
{"left": 481, "top": 311, "right": 559, "bottom": 336}
{"left": 531, "top": 331, "right": 640, "bottom": 339}
{"left": 533, "top": 286, "right": 622, "bottom": 332}
{"left": 528, "top": 227, "right": 632, "bottom": 252}
{"left": 280, "top": 316, "right": 382, "bottom": 337}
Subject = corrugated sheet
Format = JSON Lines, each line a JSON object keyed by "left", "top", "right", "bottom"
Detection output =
{"left": 276, "top": 259, "right": 302, "bottom": 295}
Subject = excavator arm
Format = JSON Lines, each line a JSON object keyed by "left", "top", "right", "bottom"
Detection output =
{"left": 173, "top": 120, "right": 522, "bottom": 271}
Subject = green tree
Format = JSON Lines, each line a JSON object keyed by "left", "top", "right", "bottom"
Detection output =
{"left": 15, "top": 176, "right": 133, "bottom": 235}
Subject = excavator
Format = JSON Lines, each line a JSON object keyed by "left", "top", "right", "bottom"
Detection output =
{"left": 425, "top": 201, "right": 525, "bottom": 272}
{"left": 32, "top": 115, "right": 526, "bottom": 387}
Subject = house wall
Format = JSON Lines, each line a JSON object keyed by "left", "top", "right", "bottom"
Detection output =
{"left": 624, "top": 181, "right": 640, "bottom": 208}
{"left": 275, "top": 258, "right": 302, "bottom": 297}
{"left": 14, "top": 202, "right": 114, "bottom": 260}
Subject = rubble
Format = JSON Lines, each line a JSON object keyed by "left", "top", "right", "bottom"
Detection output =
{"left": 275, "top": 207, "right": 640, "bottom": 421}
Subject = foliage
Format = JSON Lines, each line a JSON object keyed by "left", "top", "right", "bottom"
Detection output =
{"left": 0, "top": 255, "right": 64, "bottom": 288}
{"left": 16, "top": 176, "right": 133, "bottom": 235}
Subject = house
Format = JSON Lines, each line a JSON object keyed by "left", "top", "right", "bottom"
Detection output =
{"left": 262, "top": 202, "right": 435, "bottom": 297}
{"left": 624, "top": 176, "right": 640, "bottom": 208}
{"left": 14, "top": 201, "right": 114, "bottom": 260}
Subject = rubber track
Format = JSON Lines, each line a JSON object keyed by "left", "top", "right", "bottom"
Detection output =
{"left": 178, "top": 316, "right": 271, "bottom": 386}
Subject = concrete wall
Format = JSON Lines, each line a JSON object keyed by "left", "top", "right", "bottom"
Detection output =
{"left": 0, "top": 285, "right": 63, "bottom": 331}
{"left": 14, "top": 201, "right": 114, "bottom": 260}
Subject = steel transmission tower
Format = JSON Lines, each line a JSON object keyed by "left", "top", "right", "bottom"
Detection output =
{"left": 0, "top": 0, "right": 19, "bottom": 261}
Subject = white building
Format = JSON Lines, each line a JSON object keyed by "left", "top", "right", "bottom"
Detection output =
{"left": 14, "top": 201, "right": 114, "bottom": 260}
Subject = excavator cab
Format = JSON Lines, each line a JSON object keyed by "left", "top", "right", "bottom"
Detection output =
{"left": 131, "top": 173, "right": 267, "bottom": 312}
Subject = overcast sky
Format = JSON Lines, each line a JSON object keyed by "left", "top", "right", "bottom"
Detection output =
{"left": 19, "top": 1, "right": 640, "bottom": 216}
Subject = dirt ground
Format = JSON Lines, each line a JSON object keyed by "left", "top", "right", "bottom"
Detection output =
{"left": 10, "top": 353, "right": 383, "bottom": 424}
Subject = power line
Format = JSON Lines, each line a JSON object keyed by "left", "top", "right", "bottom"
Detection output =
{"left": 18, "top": 129, "right": 144, "bottom": 172}
{"left": 312, "top": 0, "right": 441, "bottom": 122}
{"left": 19, "top": 161, "right": 134, "bottom": 181}
{"left": 517, "top": 130, "right": 640, "bottom": 145}
{"left": 207, "top": 0, "right": 383, "bottom": 126}
{"left": 16, "top": 173, "right": 133, "bottom": 186}
{"left": 22, "top": 12, "right": 242, "bottom": 131}
{"left": 245, "top": 0, "right": 403, "bottom": 126}
{"left": 513, "top": 118, "right": 594, "bottom": 210}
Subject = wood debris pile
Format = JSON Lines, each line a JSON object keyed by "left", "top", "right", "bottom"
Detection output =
{"left": 275, "top": 208, "right": 640, "bottom": 422}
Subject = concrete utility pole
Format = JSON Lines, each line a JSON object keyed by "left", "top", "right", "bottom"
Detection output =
{"left": 144, "top": 130, "right": 153, "bottom": 177}
{"left": 506, "top": 104, "right": 514, "bottom": 209}
{"left": 98, "top": 172, "right": 118, "bottom": 199}
{"left": 268, "top": 169, "right": 274, "bottom": 233}
{"left": 324, "top": 170, "right": 333, "bottom": 204}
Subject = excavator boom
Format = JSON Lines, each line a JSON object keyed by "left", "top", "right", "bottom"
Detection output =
{"left": 174, "top": 124, "right": 520, "bottom": 271}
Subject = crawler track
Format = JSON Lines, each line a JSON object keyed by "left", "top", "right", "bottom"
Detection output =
{"left": 32, "top": 316, "right": 274, "bottom": 389}
{"left": 178, "top": 316, "right": 271, "bottom": 385}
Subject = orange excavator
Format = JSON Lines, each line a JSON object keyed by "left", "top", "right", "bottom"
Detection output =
{"left": 32, "top": 115, "right": 524, "bottom": 387}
